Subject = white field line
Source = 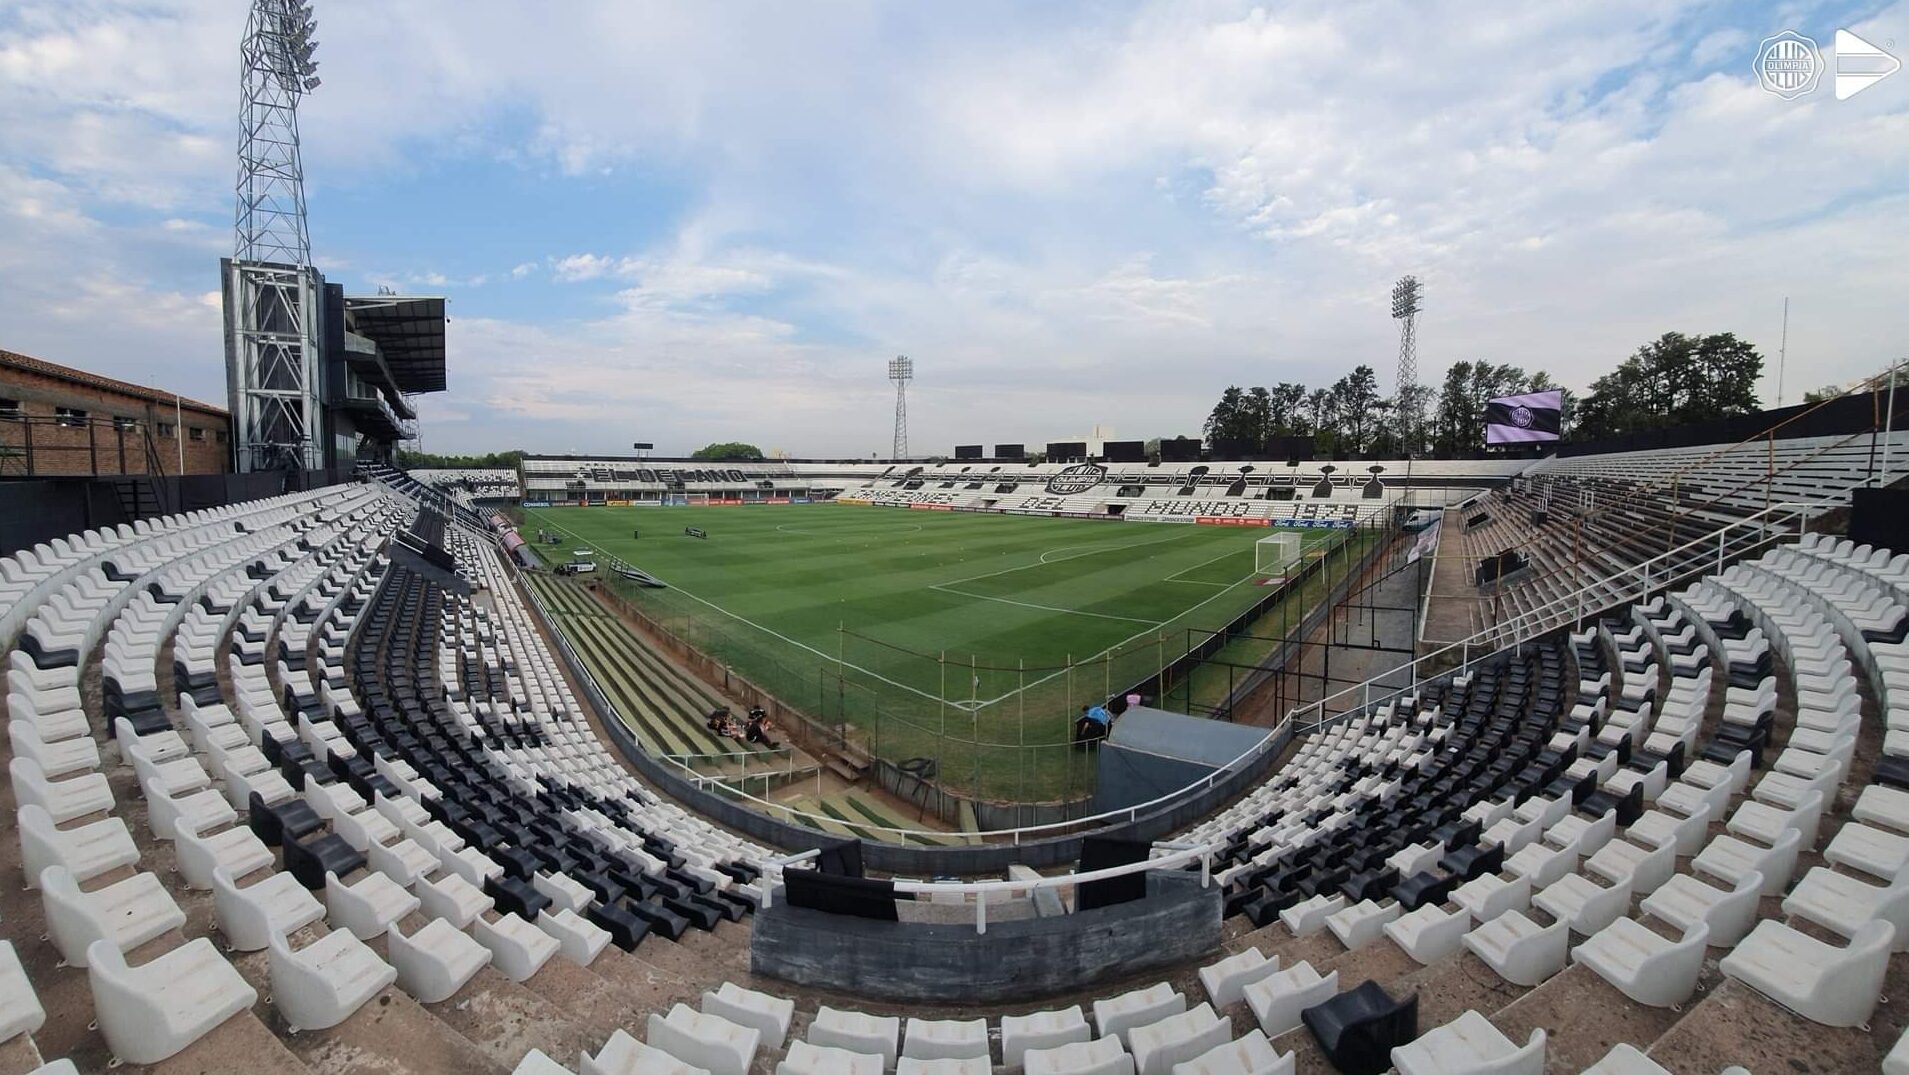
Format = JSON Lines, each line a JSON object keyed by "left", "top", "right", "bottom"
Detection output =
{"left": 929, "top": 584, "right": 1161, "bottom": 625}
{"left": 935, "top": 527, "right": 1202, "bottom": 588}
{"left": 1162, "top": 542, "right": 1255, "bottom": 586}
{"left": 532, "top": 512, "right": 957, "bottom": 708}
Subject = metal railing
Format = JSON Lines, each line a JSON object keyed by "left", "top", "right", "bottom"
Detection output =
{"left": 759, "top": 840, "right": 1217, "bottom": 933}
{"left": 1285, "top": 494, "right": 1844, "bottom": 738}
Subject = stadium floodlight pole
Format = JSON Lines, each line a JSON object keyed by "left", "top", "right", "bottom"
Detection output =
{"left": 1391, "top": 275, "right": 1422, "bottom": 456}
{"left": 888, "top": 355, "right": 913, "bottom": 460}
{"left": 227, "top": 0, "right": 324, "bottom": 472}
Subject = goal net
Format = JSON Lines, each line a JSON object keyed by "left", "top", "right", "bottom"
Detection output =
{"left": 1255, "top": 531, "right": 1305, "bottom": 576}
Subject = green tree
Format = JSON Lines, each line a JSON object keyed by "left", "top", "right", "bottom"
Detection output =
{"left": 1328, "top": 365, "right": 1383, "bottom": 453}
{"left": 690, "top": 442, "right": 765, "bottom": 461}
{"left": 1575, "top": 332, "right": 1763, "bottom": 439}
{"left": 396, "top": 448, "right": 525, "bottom": 469}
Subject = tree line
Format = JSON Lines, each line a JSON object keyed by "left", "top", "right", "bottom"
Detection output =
{"left": 396, "top": 448, "right": 525, "bottom": 469}
{"left": 1199, "top": 331, "right": 1764, "bottom": 457}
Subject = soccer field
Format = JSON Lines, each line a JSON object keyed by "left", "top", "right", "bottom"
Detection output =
{"left": 523, "top": 503, "right": 1347, "bottom": 797}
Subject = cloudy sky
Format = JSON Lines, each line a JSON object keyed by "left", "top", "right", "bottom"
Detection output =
{"left": 1, "top": 1, "right": 1904, "bottom": 457}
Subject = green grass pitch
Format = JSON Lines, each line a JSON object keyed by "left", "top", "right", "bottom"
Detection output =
{"left": 522, "top": 503, "right": 1340, "bottom": 797}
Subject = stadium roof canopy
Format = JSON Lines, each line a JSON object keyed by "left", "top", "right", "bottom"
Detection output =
{"left": 344, "top": 295, "right": 447, "bottom": 393}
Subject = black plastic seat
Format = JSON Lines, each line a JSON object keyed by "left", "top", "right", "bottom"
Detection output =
{"left": 1438, "top": 841, "right": 1504, "bottom": 883}
{"left": 1302, "top": 980, "right": 1418, "bottom": 1075}
{"left": 586, "top": 901, "right": 651, "bottom": 951}
{"left": 1391, "top": 870, "right": 1457, "bottom": 912}
{"left": 665, "top": 894, "right": 723, "bottom": 931}
{"left": 249, "top": 792, "right": 324, "bottom": 847}
{"left": 627, "top": 900, "right": 691, "bottom": 941}
{"left": 484, "top": 874, "right": 552, "bottom": 920}
{"left": 285, "top": 832, "right": 367, "bottom": 890}
{"left": 1339, "top": 866, "right": 1398, "bottom": 904}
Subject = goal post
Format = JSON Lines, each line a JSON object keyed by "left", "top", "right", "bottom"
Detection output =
{"left": 1255, "top": 531, "right": 1305, "bottom": 576}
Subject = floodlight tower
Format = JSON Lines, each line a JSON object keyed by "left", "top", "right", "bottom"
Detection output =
{"left": 1391, "top": 275, "right": 1422, "bottom": 454}
{"left": 888, "top": 355, "right": 913, "bottom": 460}
{"left": 227, "top": 0, "right": 324, "bottom": 472}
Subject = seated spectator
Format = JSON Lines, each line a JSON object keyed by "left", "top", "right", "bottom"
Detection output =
{"left": 746, "top": 707, "right": 780, "bottom": 748}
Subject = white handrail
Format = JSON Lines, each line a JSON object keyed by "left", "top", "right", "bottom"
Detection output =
{"left": 1286, "top": 493, "right": 1842, "bottom": 734}
{"left": 760, "top": 841, "right": 1216, "bottom": 933}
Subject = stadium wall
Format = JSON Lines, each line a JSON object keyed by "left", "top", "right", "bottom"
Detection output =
{"left": 1, "top": 348, "right": 231, "bottom": 476}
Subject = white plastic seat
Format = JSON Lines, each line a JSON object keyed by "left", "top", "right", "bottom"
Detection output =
{"left": 1094, "top": 983, "right": 1186, "bottom": 1048}
{"left": 210, "top": 867, "right": 325, "bottom": 952}
{"left": 1721, "top": 918, "right": 1894, "bottom": 1027}
{"left": 1462, "top": 910, "right": 1568, "bottom": 986}
{"left": 779, "top": 1040, "right": 883, "bottom": 1075}
{"left": 1024, "top": 1036, "right": 1133, "bottom": 1075}
{"left": 18, "top": 806, "right": 138, "bottom": 887}
{"left": 415, "top": 870, "right": 495, "bottom": 928}
{"left": 1627, "top": 803, "right": 1712, "bottom": 857}
{"left": 514, "top": 1048, "right": 575, "bottom": 1074}
{"left": 1385, "top": 904, "right": 1472, "bottom": 965}
{"left": 647, "top": 1003, "right": 760, "bottom": 1075}
{"left": 267, "top": 928, "right": 396, "bottom": 1031}
{"left": 703, "top": 982, "right": 795, "bottom": 1052}
{"left": 534, "top": 870, "right": 595, "bottom": 914}
{"left": 1390, "top": 1010, "right": 1544, "bottom": 1075}
{"left": 902, "top": 1016, "right": 990, "bottom": 1062}
{"left": 896, "top": 1058, "right": 990, "bottom": 1075}
{"left": 582, "top": 1028, "right": 707, "bottom": 1075}
{"left": 1533, "top": 874, "right": 1631, "bottom": 937}
{"left": 1242, "top": 961, "right": 1336, "bottom": 1039}
{"left": 1824, "top": 823, "right": 1909, "bottom": 882}
{"left": 1325, "top": 898, "right": 1400, "bottom": 950}
{"left": 1504, "top": 841, "right": 1577, "bottom": 889}
{"left": 809, "top": 1006, "right": 900, "bottom": 1068}
{"left": 995, "top": 1006, "right": 1089, "bottom": 1068}
{"left": 473, "top": 912, "right": 560, "bottom": 982}
{"left": 1572, "top": 918, "right": 1709, "bottom": 1007}
{"left": 1198, "top": 948, "right": 1281, "bottom": 1010}
{"left": 9, "top": 721, "right": 100, "bottom": 778}
{"left": 0, "top": 941, "right": 45, "bottom": 1043}
{"left": 38, "top": 865, "right": 184, "bottom": 968}
{"left": 144, "top": 784, "right": 237, "bottom": 842}
{"left": 1129, "top": 1003, "right": 1230, "bottom": 1075}
{"left": 9, "top": 757, "right": 112, "bottom": 824}
{"left": 1452, "top": 872, "right": 1529, "bottom": 923}
{"left": 333, "top": 807, "right": 399, "bottom": 853}
{"left": 388, "top": 919, "right": 490, "bottom": 1004}
{"left": 1277, "top": 893, "right": 1343, "bottom": 937}
{"left": 173, "top": 817, "right": 274, "bottom": 890}
{"left": 1640, "top": 870, "right": 1762, "bottom": 949}
{"left": 1783, "top": 867, "right": 1909, "bottom": 951}
{"left": 324, "top": 870, "right": 421, "bottom": 940}
{"left": 1693, "top": 828, "right": 1800, "bottom": 897}
{"left": 85, "top": 937, "right": 257, "bottom": 1064}
{"left": 1170, "top": 1029, "right": 1292, "bottom": 1075}
{"left": 369, "top": 835, "right": 441, "bottom": 887}
{"left": 537, "top": 907, "right": 613, "bottom": 966}
{"left": 1584, "top": 838, "right": 1676, "bottom": 896}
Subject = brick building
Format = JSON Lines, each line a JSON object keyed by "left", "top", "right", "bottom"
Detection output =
{"left": 0, "top": 348, "right": 232, "bottom": 477}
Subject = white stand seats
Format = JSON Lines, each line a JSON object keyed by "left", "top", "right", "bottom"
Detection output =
{"left": 1325, "top": 898, "right": 1400, "bottom": 950}
{"left": 85, "top": 937, "right": 257, "bottom": 1064}
{"left": 897, "top": 1058, "right": 991, "bottom": 1074}
{"left": 39, "top": 866, "right": 184, "bottom": 967}
{"left": 1243, "top": 961, "right": 1335, "bottom": 1038}
{"left": 1023, "top": 1036, "right": 1133, "bottom": 1075}
{"left": 1171, "top": 1029, "right": 1293, "bottom": 1075}
{"left": 9, "top": 757, "right": 111, "bottom": 824}
{"left": 538, "top": 907, "right": 613, "bottom": 966}
{"left": 0, "top": 942, "right": 46, "bottom": 1043}
{"left": 902, "top": 1017, "right": 990, "bottom": 1062}
{"left": 1463, "top": 910, "right": 1568, "bottom": 986}
{"left": 1452, "top": 872, "right": 1529, "bottom": 923}
{"left": 18, "top": 806, "right": 137, "bottom": 886}
{"left": 173, "top": 817, "right": 274, "bottom": 890}
{"left": 1001, "top": 1006, "right": 1091, "bottom": 1068}
{"left": 1094, "top": 983, "right": 1185, "bottom": 1047}
{"left": 210, "top": 867, "right": 324, "bottom": 952}
{"left": 780, "top": 1040, "right": 882, "bottom": 1075}
{"left": 809, "top": 1006, "right": 901, "bottom": 1068}
{"left": 1572, "top": 918, "right": 1709, "bottom": 1007}
{"left": 514, "top": 1049, "right": 575, "bottom": 1074}
{"left": 1386, "top": 904, "right": 1472, "bottom": 965}
{"left": 1640, "top": 871, "right": 1763, "bottom": 948}
{"left": 1128, "top": 1004, "right": 1230, "bottom": 1075}
{"left": 581, "top": 1028, "right": 707, "bottom": 1075}
{"left": 473, "top": 912, "right": 560, "bottom": 982}
{"left": 1278, "top": 893, "right": 1343, "bottom": 937}
{"left": 1389, "top": 1010, "right": 1544, "bottom": 1075}
{"left": 325, "top": 869, "right": 420, "bottom": 940}
{"left": 1783, "top": 867, "right": 1909, "bottom": 951}
{"left": 648, "top": 1003, "right": 760, "bottom": 1075}
{"left": 1198, "top": 949, "right": 1280, "bottom": 1010}
{"left": 1719, "top": 918, "right": 1895, "bottom": 1027}
{"left": 1693, "top": 828, "right": 1800, "bottom": 897}
{"left": 389, "top": 919, "right": 490, "bottom": 1003}
{"left": 415, "top": 870, "right": 494, "bottom": 928}
{"left": 267, "top": 929, "right": 397, "bottom": 1032}
{"left": 1533, "top": 875, "right": 1631, "bottom": 937}
{"left": 1585, "top": 837, "right": 1676, "bottom": 896}
{"left": 703, "top": 983, "right": 795, "bottom": 1052}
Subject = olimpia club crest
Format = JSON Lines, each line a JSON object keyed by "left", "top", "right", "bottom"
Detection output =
{"left": 1045, "top": 462, "right": 1107, "bottom": 496}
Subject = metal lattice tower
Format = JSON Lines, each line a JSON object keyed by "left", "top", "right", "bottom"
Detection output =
{"left": 228, "top": 0, "right": 323, "bottom": 472}
{"left": 888, "top": 355, "right": 913, "bottom": 460}
{"left": 1391, "top": 276, "right": 1422, "bottom": 452}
